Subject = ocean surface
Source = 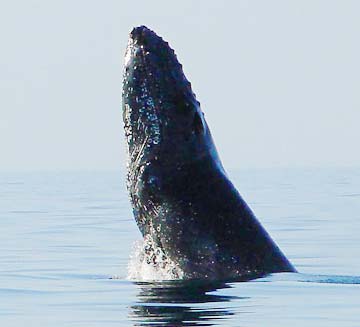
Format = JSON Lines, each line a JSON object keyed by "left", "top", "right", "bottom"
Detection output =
{"left": 0, "top": 168, "right": 359, "bottom": 326}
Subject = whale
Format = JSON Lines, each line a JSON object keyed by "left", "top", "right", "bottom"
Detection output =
{"left": 122, "top": 25, "right": 296, "bottom": 280}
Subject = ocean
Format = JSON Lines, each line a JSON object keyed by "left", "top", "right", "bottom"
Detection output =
{"left": 0, "top": 168, "right": 359, "bottom": 326}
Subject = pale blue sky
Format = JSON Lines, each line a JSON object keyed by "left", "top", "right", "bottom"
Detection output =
{"left": 1, "top": 0, "right": 359, "bottom": 171}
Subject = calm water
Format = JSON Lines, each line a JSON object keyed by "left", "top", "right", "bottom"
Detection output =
{"left": 0, "top": 168, "right": 359, "bottom": 326}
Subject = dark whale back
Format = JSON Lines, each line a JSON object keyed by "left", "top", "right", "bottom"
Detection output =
{"left": 122, "top": 25, "right": 296, "bottom": 280}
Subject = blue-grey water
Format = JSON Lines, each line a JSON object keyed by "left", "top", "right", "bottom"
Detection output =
{"left": 1, "top": 168, "right": 359, "bottom": 326}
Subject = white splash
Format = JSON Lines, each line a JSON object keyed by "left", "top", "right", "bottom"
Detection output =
{"left": 127, "top": 236, "right": 184, "bottom": 281}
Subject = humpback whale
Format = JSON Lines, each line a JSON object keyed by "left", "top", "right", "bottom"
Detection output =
{"left": 122, "top": 25, "right": 296, "bottom": 280}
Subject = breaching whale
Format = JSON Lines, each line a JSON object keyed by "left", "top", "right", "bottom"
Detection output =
{"left": 122, "top": 25, "right": 296, "bottom": 280}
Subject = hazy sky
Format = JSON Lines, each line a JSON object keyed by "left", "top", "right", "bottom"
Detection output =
{"left": 1, "top": 0, "right": 359, "bottom": 171}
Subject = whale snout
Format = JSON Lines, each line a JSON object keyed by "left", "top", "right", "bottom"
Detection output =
{"left": 124, "top": 25, "right": 179, "bottom": 76}
{"left": 129, "top": 25, "right": 160, "bottom": 47}
{"left": 130, "top": 25, "right": 150, "bottom": 41}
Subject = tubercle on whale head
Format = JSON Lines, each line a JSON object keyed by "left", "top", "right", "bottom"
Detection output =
{"left": 122, "top": 25, "right": 216, "bottom": 170}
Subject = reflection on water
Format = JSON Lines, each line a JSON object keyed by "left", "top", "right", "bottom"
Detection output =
{"left": 130, "top": 273, "right": 360, "bottom": 326}
{"left": 130, "top": 280, "right": 246, "bottom": 326}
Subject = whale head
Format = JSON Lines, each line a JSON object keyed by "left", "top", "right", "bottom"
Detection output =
{"left": 122, "top": 26, "right": 216, "bottom": 170}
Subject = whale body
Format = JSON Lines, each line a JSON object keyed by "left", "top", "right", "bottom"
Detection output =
{"left": 122, "top": 26, "right": 296, "bottom": 280}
